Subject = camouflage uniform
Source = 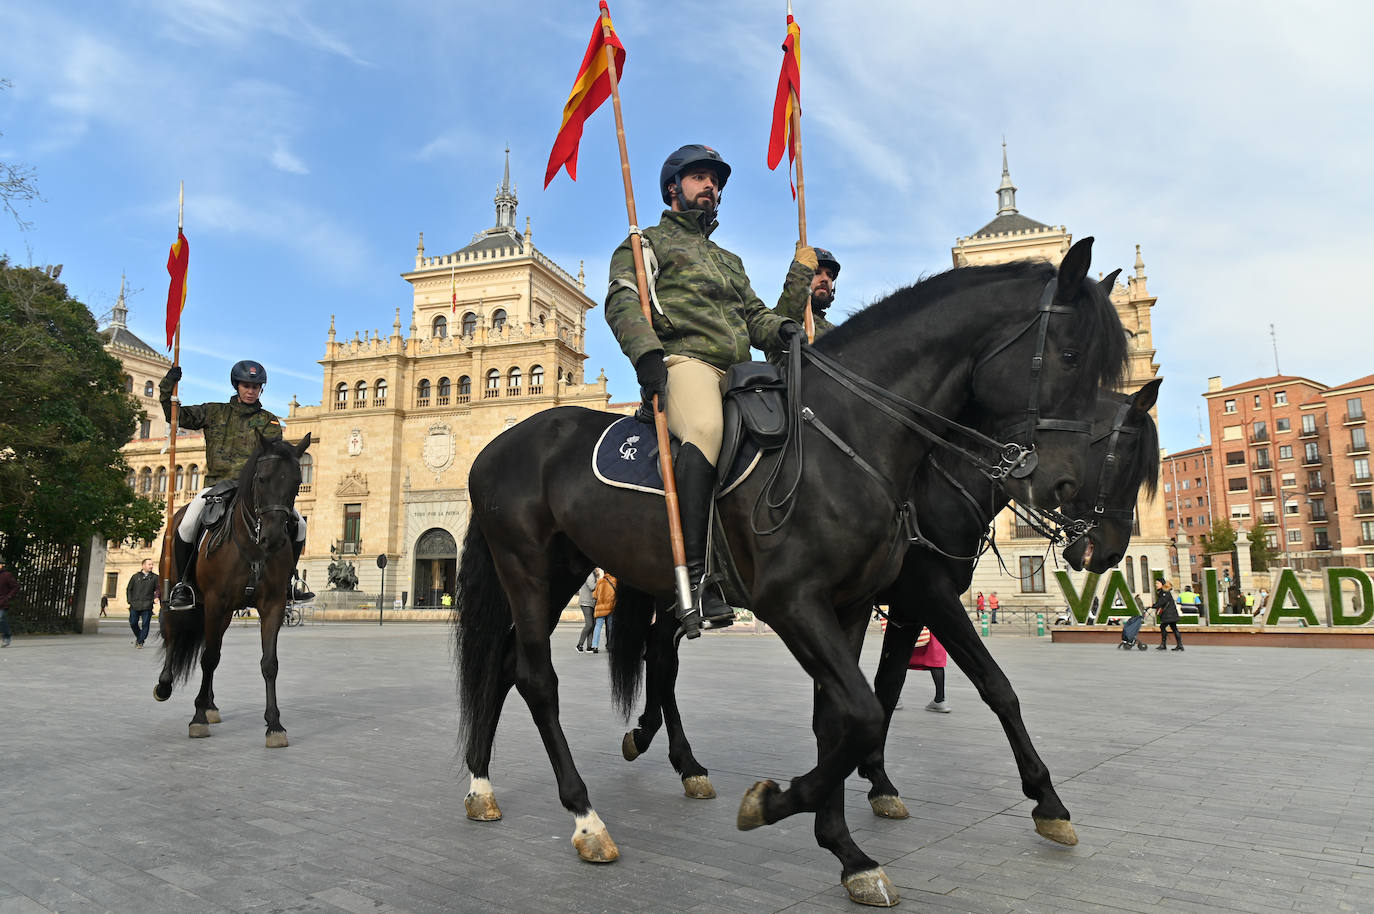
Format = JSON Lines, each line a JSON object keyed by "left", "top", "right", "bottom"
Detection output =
{"left": 773, "top": 295, "right": 836, "bottom": 339}
{"left": 160, "top": 376, "right": 283, "bottom": 486}
{"left": 605, "top": 208, "right": 812, "bottom": 372}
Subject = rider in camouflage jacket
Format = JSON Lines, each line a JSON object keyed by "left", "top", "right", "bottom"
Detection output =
{"left": 604, "top": 144, "right": 814, "bottom": 635}
{"left": 770, "top": 247, "right": 840, "bottom": 365}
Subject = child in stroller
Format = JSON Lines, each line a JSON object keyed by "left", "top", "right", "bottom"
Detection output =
{"left": 1119, "top": 612, "right": 1149, "bottom": 650}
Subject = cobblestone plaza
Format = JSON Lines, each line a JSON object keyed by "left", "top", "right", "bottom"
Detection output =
{"left": 2, "top": 624, "right": 1371, "bottom": 912}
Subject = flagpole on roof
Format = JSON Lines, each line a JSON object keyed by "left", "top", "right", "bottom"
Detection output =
{"left": 162, "top": 181, "right": 185, "bottom": 602}
{"left": 597, "top": 3, "right": 694, "bottom": 621}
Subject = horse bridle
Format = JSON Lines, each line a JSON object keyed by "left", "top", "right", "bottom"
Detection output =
{"left": 234, "top": 453, "right": 296, "bottom": 552}
{"left": 1083, "top": 398, "right": 1141, "bottom": 523}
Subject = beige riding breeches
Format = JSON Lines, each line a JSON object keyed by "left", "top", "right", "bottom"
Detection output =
{"left": 663, "top": 355, "right": 727, "bottom": 467}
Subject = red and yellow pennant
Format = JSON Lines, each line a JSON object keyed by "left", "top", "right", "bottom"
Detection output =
{"left": 544, "top": 1, "right": 626, "bottom": 189}
{"left": 767, "top": 12, "right": 802, "bottom": 196}
{"left": 164, "top": 229, "right": 189, "bottom": 348}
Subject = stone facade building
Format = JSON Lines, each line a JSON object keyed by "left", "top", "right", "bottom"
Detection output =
{"left": 103, "top": 155, "right": 613, "bottom": 606}
{"left": 954, "top": 145, "right": 1170, "bottom": 611}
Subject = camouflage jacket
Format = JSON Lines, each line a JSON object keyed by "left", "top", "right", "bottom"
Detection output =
{"left": 604, "top": 208, "right": 812, "bottom": 371}
{"left": 160, "top": 378, "right": 283, "bottom": 486}
{"left": 769, "top": 295, "right": 836, "bottom": 366}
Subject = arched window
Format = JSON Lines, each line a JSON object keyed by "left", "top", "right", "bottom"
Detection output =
{"left": 155, "top": 467, "right": 167, "bottom": 493}
{"left": 557, "top": 367, "right": 564, "bottom": 382}
{"left": 174, "top": 465, "right": 184, "bottom": 491}
{"left": 437, "top": 377, "right": 451, "bottom": 405}
{"left": 1124, "top": 556, "right": 1136, "bottom": 594}
{"left": 462, "top": 311, "right": 477, "bottom": 337}
{"left": 139, "top": 467, "right": 152, "bottom": 494}
{"left": 125, "top": 375, "right": 134, "bottom": 393}
{"left": 432, "top": 315, "right": 448, "bottom": 339}
{"left": 530, "top": 365, "right": 544, "bottom": 393}
{"left": 485, "top": 368, "right": 500, "bottom": 397}
{"left": 189, "top": 464, "right": 200, "bottom": 491}
{"left": 143, "top": 380, "right": 154, "bottom": 397}
{"left": 508, "top": 367, "right": 522, "bottom": 390}
{"left": 335, "top": 382, "right": 348, "bottom": 409}
{"left": 1140, "top": 556, "right": 1151, "bottom": 592}
{"left": 374, "top": 378, "right": 387, "bottom": 406}
{"left": 457, "top": 375, "right": 471, "bottom": 399}
{"left": 417, "top": 379, "right": 431, "bottom": 405}
{"left": 300, "top": 453, "right": 313, "bottom": 485}
{"left": 538, "top": 313, "right": 547, "bottom": 329}
{"left": 492, "top": 308, "right": 507, "bottom": 331}
{"left": 126, "top": 470, "right": 136, "bottom": 489}
{"left": 355, "top": 380, "right": 368, "bottom": 406}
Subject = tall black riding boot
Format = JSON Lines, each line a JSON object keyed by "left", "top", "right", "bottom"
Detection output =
{"left": 167, "top": 535, "right": 197, "bottom": 610}
{"left": 674, "top": 443, "right": 735, "bottom": 634}
{"left": 288, "top": 537, "right": 315, "bottom": 602}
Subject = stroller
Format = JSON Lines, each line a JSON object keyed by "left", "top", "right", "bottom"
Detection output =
{"left": 1118, "top": 612, "right": 1149, "bottom": 650}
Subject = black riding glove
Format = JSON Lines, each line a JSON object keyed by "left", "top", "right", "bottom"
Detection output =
{"left": 634, "top": 350, "right": 668, "bottom": 425}
{"left": 778, "top": 320, "right": 805, "bottom": 348}
{"left": 162, "top": 365, "right": 183, "bottom": 388}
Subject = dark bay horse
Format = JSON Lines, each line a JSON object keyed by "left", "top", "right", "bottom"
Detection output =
{"left": 454, "top": 239, "right": 1125, "bottom": 905}
{"left": 610, "top": 380, "right": 1161, "bottom": 844}
{"left": 153, "top": 433, "right": 311, "bottom": 748}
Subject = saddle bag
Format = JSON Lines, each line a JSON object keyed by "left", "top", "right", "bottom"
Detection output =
{"left": 200, "top": 479, "right": 238, "bottom": 528}
{"left": 722, "top": 361, "right": 788, "bottom": 449}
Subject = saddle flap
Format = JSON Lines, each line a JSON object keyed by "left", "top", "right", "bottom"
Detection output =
{"left": 200, "top": 478, "right": 237, "bottom": 528}
{"left": 722, "top": 361, "right": 788, "bottom": 456}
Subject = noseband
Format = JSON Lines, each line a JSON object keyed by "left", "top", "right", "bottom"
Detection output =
{"left": 236, "top": 453, "right": 296, "bottom": 550}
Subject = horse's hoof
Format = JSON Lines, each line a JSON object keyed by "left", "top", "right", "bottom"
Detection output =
{"left": 571, "top": 811, "right": 618, "bottom": 863}
{"left": 265, "top": 731, "right": 288, "bottom": 749}
{"left": 188, "top": 723, "right": 211, "bottom": 739}
{"left": 843, "top": 868, "right": 899, "bottom": 907}
{"left": 205, "top": 709, "right": 222, "bottom": 724}
{"left": 869, "top": 794, "right": 910, "bottom": 819}
{"left": 682, "top": 775, "right": 716, "bottom": 799}
{"left": 736, "top": 779, "right": 778, "bottom": 830}
{"left": 153, "top": 683, "right": 172, "bottom": 702}
{"left": 1033, "top": 815, "right": 1078, "bottom": 846}
{"left": 621, "top": 731, "right": 640, "bottom": 761}
{"left": 465, "top": 792, "right": 502, "bottom": 821}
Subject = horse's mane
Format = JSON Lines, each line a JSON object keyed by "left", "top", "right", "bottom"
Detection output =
{"left": 1128, "top": 401, "right": 1161, "bottom": 499}
{"left": 814, "top": 259, "right": 1128, "bottom": 390}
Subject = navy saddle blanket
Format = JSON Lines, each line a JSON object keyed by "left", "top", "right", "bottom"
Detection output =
{"left": 592, "top": 416, "right": 762, "bottom": 496}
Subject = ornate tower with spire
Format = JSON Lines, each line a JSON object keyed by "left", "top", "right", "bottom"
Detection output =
{"left": 996, "top": 140, "right": 1018, "bottom": 215}
{"left": 494, "top": 146, "right": 517, "bottom": 231}
{"left": 951, "top": 141, "right": 1069, "bottom": 267}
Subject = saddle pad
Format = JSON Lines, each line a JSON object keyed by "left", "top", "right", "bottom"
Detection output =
{"left": 592, "top": 416, "right": 762, "bottom": 496}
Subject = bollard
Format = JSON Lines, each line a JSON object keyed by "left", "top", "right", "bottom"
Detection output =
{"left": 981, "top": 614, "right": 989, "bottom": 637}
{"left": 1036, "top": 613, "right": 1045, "bottom": 636}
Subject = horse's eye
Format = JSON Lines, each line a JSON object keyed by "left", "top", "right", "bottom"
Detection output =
{"left": 1061, "top": 349, "right": 1080, "bottom": 365}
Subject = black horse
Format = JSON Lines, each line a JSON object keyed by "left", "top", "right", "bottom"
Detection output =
{"left": 454, "top": 239, "right": 1125, "bottom": 905}
{"left": 610, "top": 380, "right": 1160, "bottom": 842}
{"left": 154, "top": 433, "right": 311, "bottom": 748}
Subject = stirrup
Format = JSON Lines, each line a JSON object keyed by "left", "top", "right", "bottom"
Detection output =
{"left": 167, "top": 581, "right": 198, "bottom": 611}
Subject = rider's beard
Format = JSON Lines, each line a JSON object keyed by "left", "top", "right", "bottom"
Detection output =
{"left": 811, "top": 286, "right": 833, "bottom": 309}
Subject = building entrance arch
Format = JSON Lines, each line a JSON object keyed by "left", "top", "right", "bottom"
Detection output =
{"left": 413, "top": 527, "right": 457, "bottom": 608}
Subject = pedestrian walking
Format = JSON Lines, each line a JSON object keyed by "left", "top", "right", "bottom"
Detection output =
{"left": 1153, "top": 578, "right": 1183, "bottom": 651}
{"left": 975, "top": 591, "right": 985, "bottom": 619}
{"left": 575, "top": 569, "right": 598, "bottom": 653}
{"left": 0, "top": 558, "right": 16, "bottom": 647}
{"left": 126, "top": 558, "right": 159, "bottom": 648}
{"left": 903, "top": 626, "right": 951, "bottom": 712}
{"left": 99, "top": 595, "right": 109, "bottom": 617}
{"left": 591, "top": 572, "right": 618, "bottom": 653}
{"left": 988, "top": 591, "right": 1000, "bottom": 624}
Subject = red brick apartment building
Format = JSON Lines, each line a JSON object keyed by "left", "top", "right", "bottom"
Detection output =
{"left": 1182, "top": 374, "right": 1374, "bottom": 573}
{"left": 1160, "top": 445, "right": 1215, "bottom": 576}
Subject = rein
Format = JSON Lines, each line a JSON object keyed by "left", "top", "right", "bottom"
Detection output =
{"left": 229, "top": 452, "right": 296, "bottom": 599}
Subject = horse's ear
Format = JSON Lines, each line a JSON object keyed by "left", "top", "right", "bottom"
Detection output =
{"left": 1130, "top": 377, "right": 1163, "bottom": 414}
{"left": 1098, "top": 268, "right": 1122, "bottom": 295}
{"left": 296, "top": 432, "right": 312, "bottom": 456}
{"left": 1056, "top": 236, "right": 1094, "bottom": 301}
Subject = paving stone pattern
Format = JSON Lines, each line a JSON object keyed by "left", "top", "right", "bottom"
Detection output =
{"left": 1, "top": 623, "right": 1372, "bottom": 913}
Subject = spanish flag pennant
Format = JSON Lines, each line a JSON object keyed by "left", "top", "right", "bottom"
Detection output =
{"left": 164, "top": 229, "right": 189, "bottom": 349}
{"left": 766, "top": 12, "right": 802, "bottom": 198}
{"left": 544, "top": 2, "right": 626, "bottom": 189}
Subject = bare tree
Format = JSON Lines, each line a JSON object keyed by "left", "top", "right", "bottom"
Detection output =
{"left": 1, "top": 79, "right": 41, "bottom": 230}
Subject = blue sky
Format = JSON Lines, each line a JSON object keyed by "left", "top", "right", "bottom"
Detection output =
{"left": 3, "top": 1, "right": 1371, "bottom": 453}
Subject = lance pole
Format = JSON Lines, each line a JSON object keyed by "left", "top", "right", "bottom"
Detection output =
{"left": 162, "top": 182, "right": 184, "bottom": 602}
{"left": 600, "top": 5, "right": 694, "bottom": 617}
{"left": 789, "top": 91, "right": 813, "bottom": 342}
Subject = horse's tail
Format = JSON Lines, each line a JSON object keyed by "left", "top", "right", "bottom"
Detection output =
{"left": 454, "top": 519, "right": 513, "bottom": 762}
{"left": 607, "top": 584, "right": 655, "bottom": 721}
{"left": 159, "top": 603, "right": 206, "bottom": 686}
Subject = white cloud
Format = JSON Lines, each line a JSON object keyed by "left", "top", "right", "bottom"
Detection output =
{"left": 270, "top": 142, "right": 309, "bottom": 175}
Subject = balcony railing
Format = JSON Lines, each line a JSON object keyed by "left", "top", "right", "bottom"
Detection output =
{"left": 1355, "top": 503, "right": 1374, "bottom": 517}
{"left": 529, "top": 385, "right": 543, "bottom": 395}
{"left": 1353, "top": 473, "right": 1374, "bottom": 485}
{"left": 1256, "top": 486, "right": 1276, "bottom": 497}
{"left": 352, "top": 399, "right": 366, "bottom": 408}
{"left": 457, "top": 393, "right": 471, "bottom": 404}
{"left": 1261, "top": 514, "right": 1278, "bottom": 525}
{"left": 1299, "top": 426, "right": 1320, "bottom": 439}
{"left": 1348, "top": 442, "right": 1370, "bottom": 455}
{"left": 1313, "top": 538, "right": 1332, "bottom": 550}
{"left": 505, "top": 387, "right": 520, "bottom": 396}
{"left": 372, "top": 398, "right": 386, "bottom": 408}
{"left": 416, "top": 397, "right": 429, "bottom": 408}
{"left": 1250, "top": 431, "right": 1269, "bottom": 442}
{"left": 1252, "top": 459, "right": 1273, "bottom": 470}
{"left": 1309, "top": 509, "right": 1328, "bottom": 522}
{"left": 298, "top": 483, "right": 311, "bottom": 494}
{"left": 435, "top": 395, "right": 450, "bottom": 406}
{"left": 339, "top": 541, "right": 361, "bottom": 555}
{"left": 1361, "top": 535, "right": 1374, "bottom": 546}
{"left": 1345, "top": 411, "right": 1366, "bottom": 425}
{"left": 483, "top": 389, "right": 499, "bottom": 399}
{"left": 1306, "top": 479, "right": 1326, "bottom": 494}
{"left": 1302, "top": 454, "right": 1324, "bottom": 466}
{"left": 333, "top": 401, "right": 347, "bottom": 410}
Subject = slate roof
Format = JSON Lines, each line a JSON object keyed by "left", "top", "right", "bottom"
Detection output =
{"left": 970, "top": 211, "right": 1050, "bottom": 238}
{"left": 101, "top": 324, "right": 168, "bottom": 362}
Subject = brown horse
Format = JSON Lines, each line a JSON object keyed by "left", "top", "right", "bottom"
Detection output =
{"left": 153, "top": 433, "right": 311, "bottom": 748}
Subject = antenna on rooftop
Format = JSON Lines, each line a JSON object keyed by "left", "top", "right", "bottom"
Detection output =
{"left": 1270, "top": 323, "right": 1281, "bottom": 374}
{"left": 1196, "top": 406, "right": 1206, "bottom": 445}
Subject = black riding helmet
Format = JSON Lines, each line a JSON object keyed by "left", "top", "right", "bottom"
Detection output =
{"left": 660, "top": 144, "right": 732, "bottom": 206}
{"left": 230, "top": 359, "right": 267, "bottom": 388}
{"left": 813, "top": 248, "right": 841, "bottom": 277}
